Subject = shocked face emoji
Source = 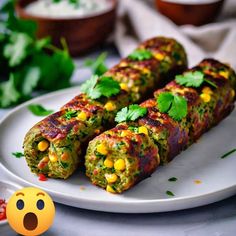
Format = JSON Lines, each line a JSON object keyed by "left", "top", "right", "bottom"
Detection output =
{"left": 6, "top": 187, "right": 55, "bottom": 236}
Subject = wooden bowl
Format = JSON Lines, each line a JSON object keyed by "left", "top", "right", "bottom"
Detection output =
{"left": 155, "top": 0, "right": 225, "bottom": 26}
{"left": 16, "top": 0, "right": 118, "bottom": 56}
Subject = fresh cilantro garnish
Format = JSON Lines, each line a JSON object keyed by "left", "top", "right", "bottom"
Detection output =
{"left": 64, "top": 110, "right": 77, "bottom": 119}
{"left": 81, "top": 75, "right": 120, "bottom": 99}
{"left": 84, "top": 52, "right": 108, "bottom": 76}
{"left": 175, "top": 71, "right": 217, "bottom": 88}
{"left": 0, "top": 1, "right": 75, "bottom": 108}
{"left": 220, "top": 148, "right": 236, "bottom": 159}
{"left": 28, "top": 104, "right": 54, "bottom": 116}
{"left": 115, "top": 104, "right": 147, "bottom": 123}
{"left": 166, "top": 190, "right": 175, "bottom": 197}
{"left": 3, "top": 32, "right": 32, "bottom": 67}
{"left": 12, "top": 152, "right": 24, "bottom": 158}
{"left": 157, "top": 92, "right": 187, "bottom": 121}
{"left": 128, "top": 49, "right": 152, "bottom": 61}
{"left": 0, "top": 74, "right": 21, "bottom": 108}
{"left": 168, "top": 177, "right": 178, "bottom": 182}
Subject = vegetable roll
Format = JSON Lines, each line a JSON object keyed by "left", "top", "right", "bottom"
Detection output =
{"left": 85, "top": 59, "right": 236, "bottom": 193}
{"left": 24, "top": 37, "right": 187, "bottom": 179}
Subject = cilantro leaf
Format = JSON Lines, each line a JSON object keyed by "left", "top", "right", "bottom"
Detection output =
{"left": 157, "top": 92, "right": 173, "bottom": 113}
{"left": 128, "top": 49, "right": 152, "bottom": 61}
{"left": 0, "top": 74, "right": 20, "bottom": 108}
{"left": 84, "top": 52, "right": 108, "bottom": 76}
{"left": 115, "top": 107, "right": 128, "bottom": 123}
{"left": 81, "top": 75, "right": 100, "bottom": 99}
{"left": 28, "top": 104, "right": 54, "bottom": 116}
{"left": 168, "top": 95, "right": 187, "bottom": 121}
{"left": 12, "top": 152, "right": 24, "bottom": 158}
{"left": 4, "top": 33, "right": 32, "bottom": 67}
{"left": 157, "top": 92, "right": 187, "bottom": 121}
{"left": 96, "top": 77, "right": 120, "bottom": 98}
{"left": 175, "top": 71, "right": 217, "bottom": 89}
{"left": 81, "top": 76, "right": 120, "bottom": 99}
{"left": 115, "top": 104, "right": 147, "bottom": 123}
{"left": 22, "top": 67, "right": 41, "bottom": 95}
{"left": 175, "top": 71, "right": 204, "bottom": 88}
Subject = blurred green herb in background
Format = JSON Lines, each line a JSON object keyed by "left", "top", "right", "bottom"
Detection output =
{"left": 84, "top": 52, "right": 108, "bottom": 76}
{"left": 0, "top": 0, "right": 75, "bottom": 108}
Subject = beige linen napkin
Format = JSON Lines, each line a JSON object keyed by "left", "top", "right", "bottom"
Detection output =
{"left": 114, "top": 0, "right": 236, "bottom": 69}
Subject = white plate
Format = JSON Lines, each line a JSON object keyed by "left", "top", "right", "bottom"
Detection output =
{"left": 0, "top": 87, "right": 236, "bottom": 213}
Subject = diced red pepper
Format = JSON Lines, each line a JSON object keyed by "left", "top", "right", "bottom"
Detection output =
{"left": 0, "top": 199, "right": 7, "bottom": 221}
{"left": 38, "top": 173, "right": 48, "bottom": 181}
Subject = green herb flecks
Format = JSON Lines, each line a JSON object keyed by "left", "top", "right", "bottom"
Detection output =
{"left": 53, "top": 0, "right": 80, "bottom": 7}
{"left": 81, "top": 75, "right": 120, "bottom": 99}
{"left": 168, "top": 177, "right": 178, "bottom": 182}
{"left": 115, "top": 104, "right": 147, "bottom": 123}
{"left": 175, "top": 71, "right": 217, "bottom": 89}
{"left": 28, "top": 104, "right": 54, "bottom": 116}
{"left": 12, "top": 152, "right": 24, "bottom": 158}
{"left": 166, "top": 190, "right": 175, "bottom": 197}
{"left": 84, "top": 52, "right": 108, "bottom": 76}
{"left": 64, "top": 110, "right": 77, "bottom": 120}
{"left": 128, "top": 49, "right": 152, "bottom": 61}
{"left": 220, "top": 148, "right": 236, "bottom": 159}
{"left": 157, "top": 92, "right": 187, "bottom": 121}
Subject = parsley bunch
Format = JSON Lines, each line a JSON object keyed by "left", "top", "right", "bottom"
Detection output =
{"left": 0, "top": 0, "right": 75, "bottom": 108}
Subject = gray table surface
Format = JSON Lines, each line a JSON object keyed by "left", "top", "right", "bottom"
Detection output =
{"left": 1, "top": 46, "right": 236, "bottom": 236}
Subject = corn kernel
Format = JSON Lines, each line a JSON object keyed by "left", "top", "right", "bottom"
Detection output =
{"left": 154, "top": 53, "right": 164, "bottom": 61}
{"left": 38, "top": 140, "right": 49, "bottom": 152}
{"left": 142, "top": 68, "right": 150, "bottom": 74}
{"left": 114, "top": 159, "right": 126, "bottom": 171}
{"left": 202, "top": 87, "right": 213, "bottom": 95}
{"left": 49, "top": 153, "right": 58, "bottom": 162}
{"left": 138, "top": 126, "right": 148, "bottom": 135}
{"left": 219, "top": 71, "right": 229, "bottom": 79}
{"left": 77, "top": 111, "right": 87, "bottom": 121}
{"left": 97, "top": 143, "right": 108, "bottom": 155}
{"left": 120, "top": 130, "right": 131, "bottom": 137}
{"left": 104, "top": 101, "right": 116, "bottom": 111}
{"left": 61, "top": 152, "right": 69, "bottom": 161}
{"left": 106, "top": 185, "right": 116, "bottom": 193}
{"left": 104, "top": 158, "right": 114, "bottom": 168}
{"left": 200, "top": 93, "right": 211, "bottom": 103}
{"left": 105, "top": 173, "right": 118, "bottom": 183}
{"left": 42, "top": 156, "right": 49, "bottom": 162}
{"left": 120, "top": 83, "right": 129, "bottom": 92}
